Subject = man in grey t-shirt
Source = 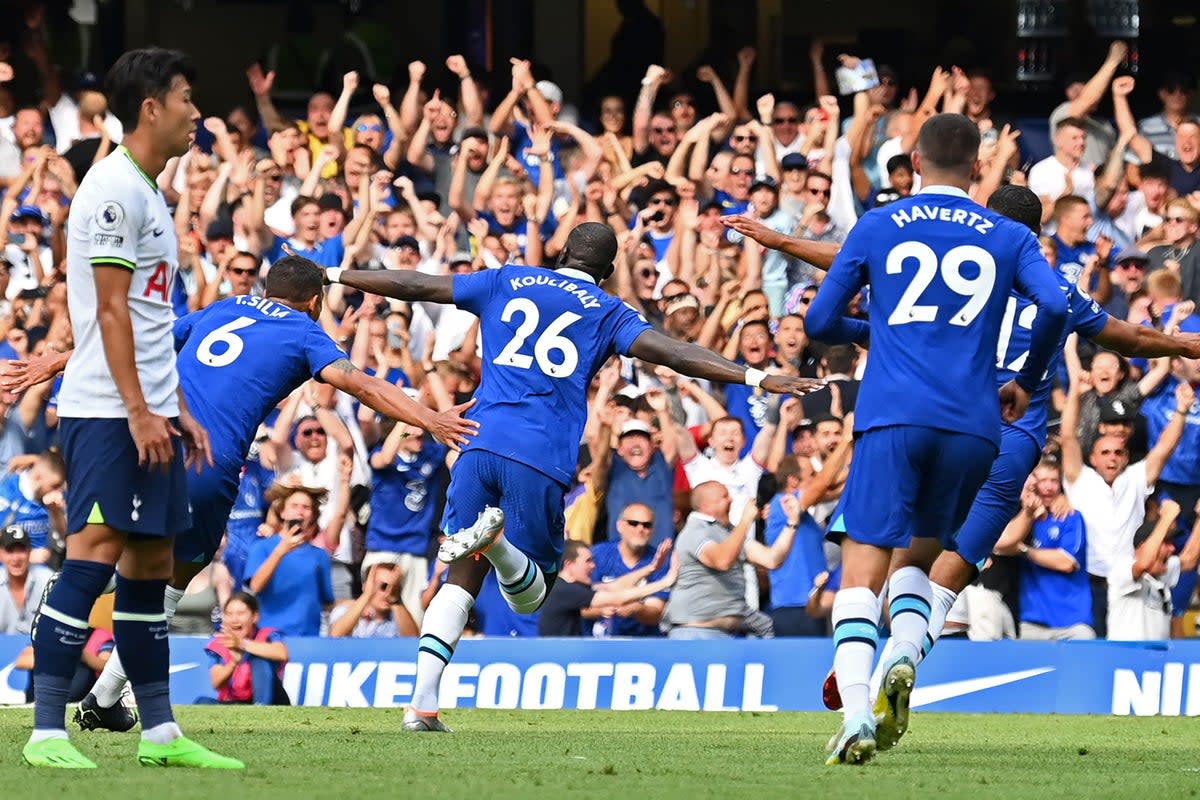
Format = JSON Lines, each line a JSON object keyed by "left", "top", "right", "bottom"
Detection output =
{"left": 0, "top": 525, "right": 52, "bottom": 636}
{"left": 662, "top": 481, "right": 802, "bottom": 639}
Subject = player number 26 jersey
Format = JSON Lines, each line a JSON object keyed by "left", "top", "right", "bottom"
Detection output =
{"left": 451, "top": 265, "right": 651, "bottom": 485}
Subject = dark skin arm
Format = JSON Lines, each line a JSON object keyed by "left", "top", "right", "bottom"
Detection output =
{"left": 628, "top": 329, "right": 823, "bottom": 397}
{"left": 331, "top": 268, "right": 823, "bottom": 396}
{"left": 1090, "top": 317, "right": 1200, "bottom": 359}
{"left": 330, "top": 269, "right": 454, "bottom": 304}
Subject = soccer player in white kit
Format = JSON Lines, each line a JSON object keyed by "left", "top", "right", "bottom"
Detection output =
{"left": 23, "top": 48, "right": 241, "bottom": 770}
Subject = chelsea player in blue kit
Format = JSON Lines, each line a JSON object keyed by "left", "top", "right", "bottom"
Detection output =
{"left": 731, "top": 183, "right": 1200, "bottom": 758}
{"left": 858, "top": 186, "right": 1200, "bottom": 748}
{"left": 327, "top": 221, "right": 822, "bottom": 731}
{"left": 804, "top": 115, "right": 1070, "bottom": 766}
{"left": 8, "top": 256, "right": 478, "bottom": 733}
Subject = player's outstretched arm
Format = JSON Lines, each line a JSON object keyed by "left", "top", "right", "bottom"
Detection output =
{"left": 627, "top": 329, "right": 824, "bottom": 397}
{"left": 319, "top": 357, "right": 479, "bottom": 450}
{"left": 326, "top": 267, "right": 455, "bottom": 304}
{"left": 721, "top": 215, "right": 839, "bottom": 271}
{"left": 0, "top": 349, "right": 72, "bottom": 393}
{"left": 1090, "top": 317, "right": 1200, "bottom": 360}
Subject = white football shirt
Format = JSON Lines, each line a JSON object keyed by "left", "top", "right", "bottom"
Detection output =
{"left": 58, "top": 145, "right": 181, "bottom": 419}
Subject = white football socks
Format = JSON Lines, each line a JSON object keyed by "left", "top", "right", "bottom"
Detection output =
{"left": 831, "top": 587, "right": 881, "bottom": 719}
{"left": 885, "top": 566, "right": 933, "bottom": 665}
{"left": 92, "top": 584, "right": 186, "bottom": 708}
{"left": 484, "top": 537, "right": 547, "bottom": 614}
{"left": 411, "top": 584, "right": 474, "bottom": 713}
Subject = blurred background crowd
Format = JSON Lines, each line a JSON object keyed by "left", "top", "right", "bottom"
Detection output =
{"left": 1, "top": 2, "right": 1199, "bottom": 694}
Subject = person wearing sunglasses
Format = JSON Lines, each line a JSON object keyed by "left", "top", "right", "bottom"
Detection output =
{"left": 537, "top": 538, "right": 678, "bottom": 637}
{"left": 1147, "top": 199, "right": 1200, "bottom": 307}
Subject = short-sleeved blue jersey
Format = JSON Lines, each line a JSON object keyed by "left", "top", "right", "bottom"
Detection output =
{"left": 452, "top": 265, "right": 652, "bottom": 485}
{"left": 174, "top": 296, "right": 347, "bottom": 472}
{"left": 998, "top": 272, "right": 1109, "bottom": 448}
{"left": 806, "top": 186, "right": 1069, "bottom": 447}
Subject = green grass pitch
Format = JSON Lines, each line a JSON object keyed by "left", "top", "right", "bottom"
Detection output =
{"left": 2, "top": 707, "right": 1197, "bottom": 799}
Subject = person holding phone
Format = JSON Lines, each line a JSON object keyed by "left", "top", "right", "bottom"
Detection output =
{"left": 242, "top": 482, "right": 338, "bottom": 637}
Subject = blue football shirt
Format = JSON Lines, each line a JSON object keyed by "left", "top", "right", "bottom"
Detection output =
{"left": 173, "top": 296, "right": 348, "bottom": 474}
{"left": 806, "top": 186, "right": 1069, "bottom": 447}
{"left": 590, "top": 540, "right": 669, "bottom": 637}
{"left": 366, "top": 438, "right": 448, "bottom": 555}
{"left": 1018, "top": 512, "right": 1092, "bottom": 629}
{"left": 998, "top": 271, "right": 1109, "bottom": 448}
{"left": 242, "top": 535, "right": 334, "bottom": 636}
{"left": 763, "top": 493, "right": 826, "bottom": 610}
{"left": 451, "top": 265, "right": 652, "bottom": 485}
{"left": 1141, "top": 376, "right": 1200, "bottom": 485}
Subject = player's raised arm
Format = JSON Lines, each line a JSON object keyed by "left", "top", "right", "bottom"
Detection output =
{"left": 721, "top": 214, "right": 839, "bottom": 271}
{"left": 326, "top": 266, "right": 455, "bottom": 304}
{"left": 318, "top": 356, "right": 479, "bottom": 450}
{"left": 627, "top": 329, "right": 823, "bottom": 397}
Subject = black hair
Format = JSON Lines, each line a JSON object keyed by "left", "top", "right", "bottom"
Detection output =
{"left": 562, "top": 222, "right": 618, "bottom": 281}
{"left": 988, "top": 184, "right": 1043, "bottom": 233}
{"left": 1138, "top": 160, "right": 1169, "bottom": 183}
{"left": 265, "top": 255, "right": 324, "bottom": 302}
{"left": 886, "top": 154, "right": 913, "bottom": 175}
{"left": 916, "top": 113, "right": 981, "bottom": 175}
{"left": 225, "top": 591, "right": 259, "bottom": 614}
{"left": 105, "top": 48, "right": 197, "bottom": 131}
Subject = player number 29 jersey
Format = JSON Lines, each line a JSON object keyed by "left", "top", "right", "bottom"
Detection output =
{"left": 58, "top": 146, "right": 182, "bottom": 419}
{"left": 818, "top": 187, "right": 1067, "bottom": 447}
{"left": 452, "top": 265, "right": 651, "bottom": 485}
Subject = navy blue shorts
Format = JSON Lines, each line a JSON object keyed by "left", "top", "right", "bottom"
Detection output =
{"left": 951, "top": 426, "right": 1043, "bottom": 567}
{"left": 173, "top": 463, "right": 240, "bottom": 566}
{"left": 61, "top": 417, "right": 192, "bottom": 538}
{"left": 441, "top": 450, "right": 565, "bottom": 574}
{"left": 828, "top": 424, "right": 998, "bottom": 550}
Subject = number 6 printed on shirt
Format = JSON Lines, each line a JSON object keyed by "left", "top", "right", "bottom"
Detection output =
{"left": 492, "top": 297, "right": 581, "bottom": 378}
{"left": 886, "top": 241, "right": 997, "bottom": 327}
{"left": 196, "top": 316, "right": 257, "bottom": 367}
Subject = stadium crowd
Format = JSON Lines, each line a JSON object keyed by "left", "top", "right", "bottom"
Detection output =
{"left": 1, "top": 6, "right": 1200, "bottom": 692}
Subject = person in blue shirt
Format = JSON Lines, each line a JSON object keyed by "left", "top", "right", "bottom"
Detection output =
{"left": 994, "top": 466, "right": 1094, "bottom": 639}
{"left": 590, "top": 502, "right": 670, "bottom": 637}
{"left": 1050, "top": 195, "right": 1112, "bottom": 304}
{"left": 363, "top": 416, "right": 449, "bottom": 626}
{"left": 806, "top": 115, "right": 1071, "bottom": 765}
{"left": 223, "top": 454, "right": 274, "bottom": 593}
{"left": 779, "top": 184, "right": 1200, "bottom": 750}
{"left": 328, "top": 220, "right": 821, "bottom": 732}
{"left": 243, "top": 485, "right": 336, "bottom": 636}
{"left": 0, "top": 450, "right": 65, "bottom": 560}
{"left": 7, "top": 255, "right": 478, "bottom": 731}
{"left": 262, "top": 196, "right": 345, "bottom": 268}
